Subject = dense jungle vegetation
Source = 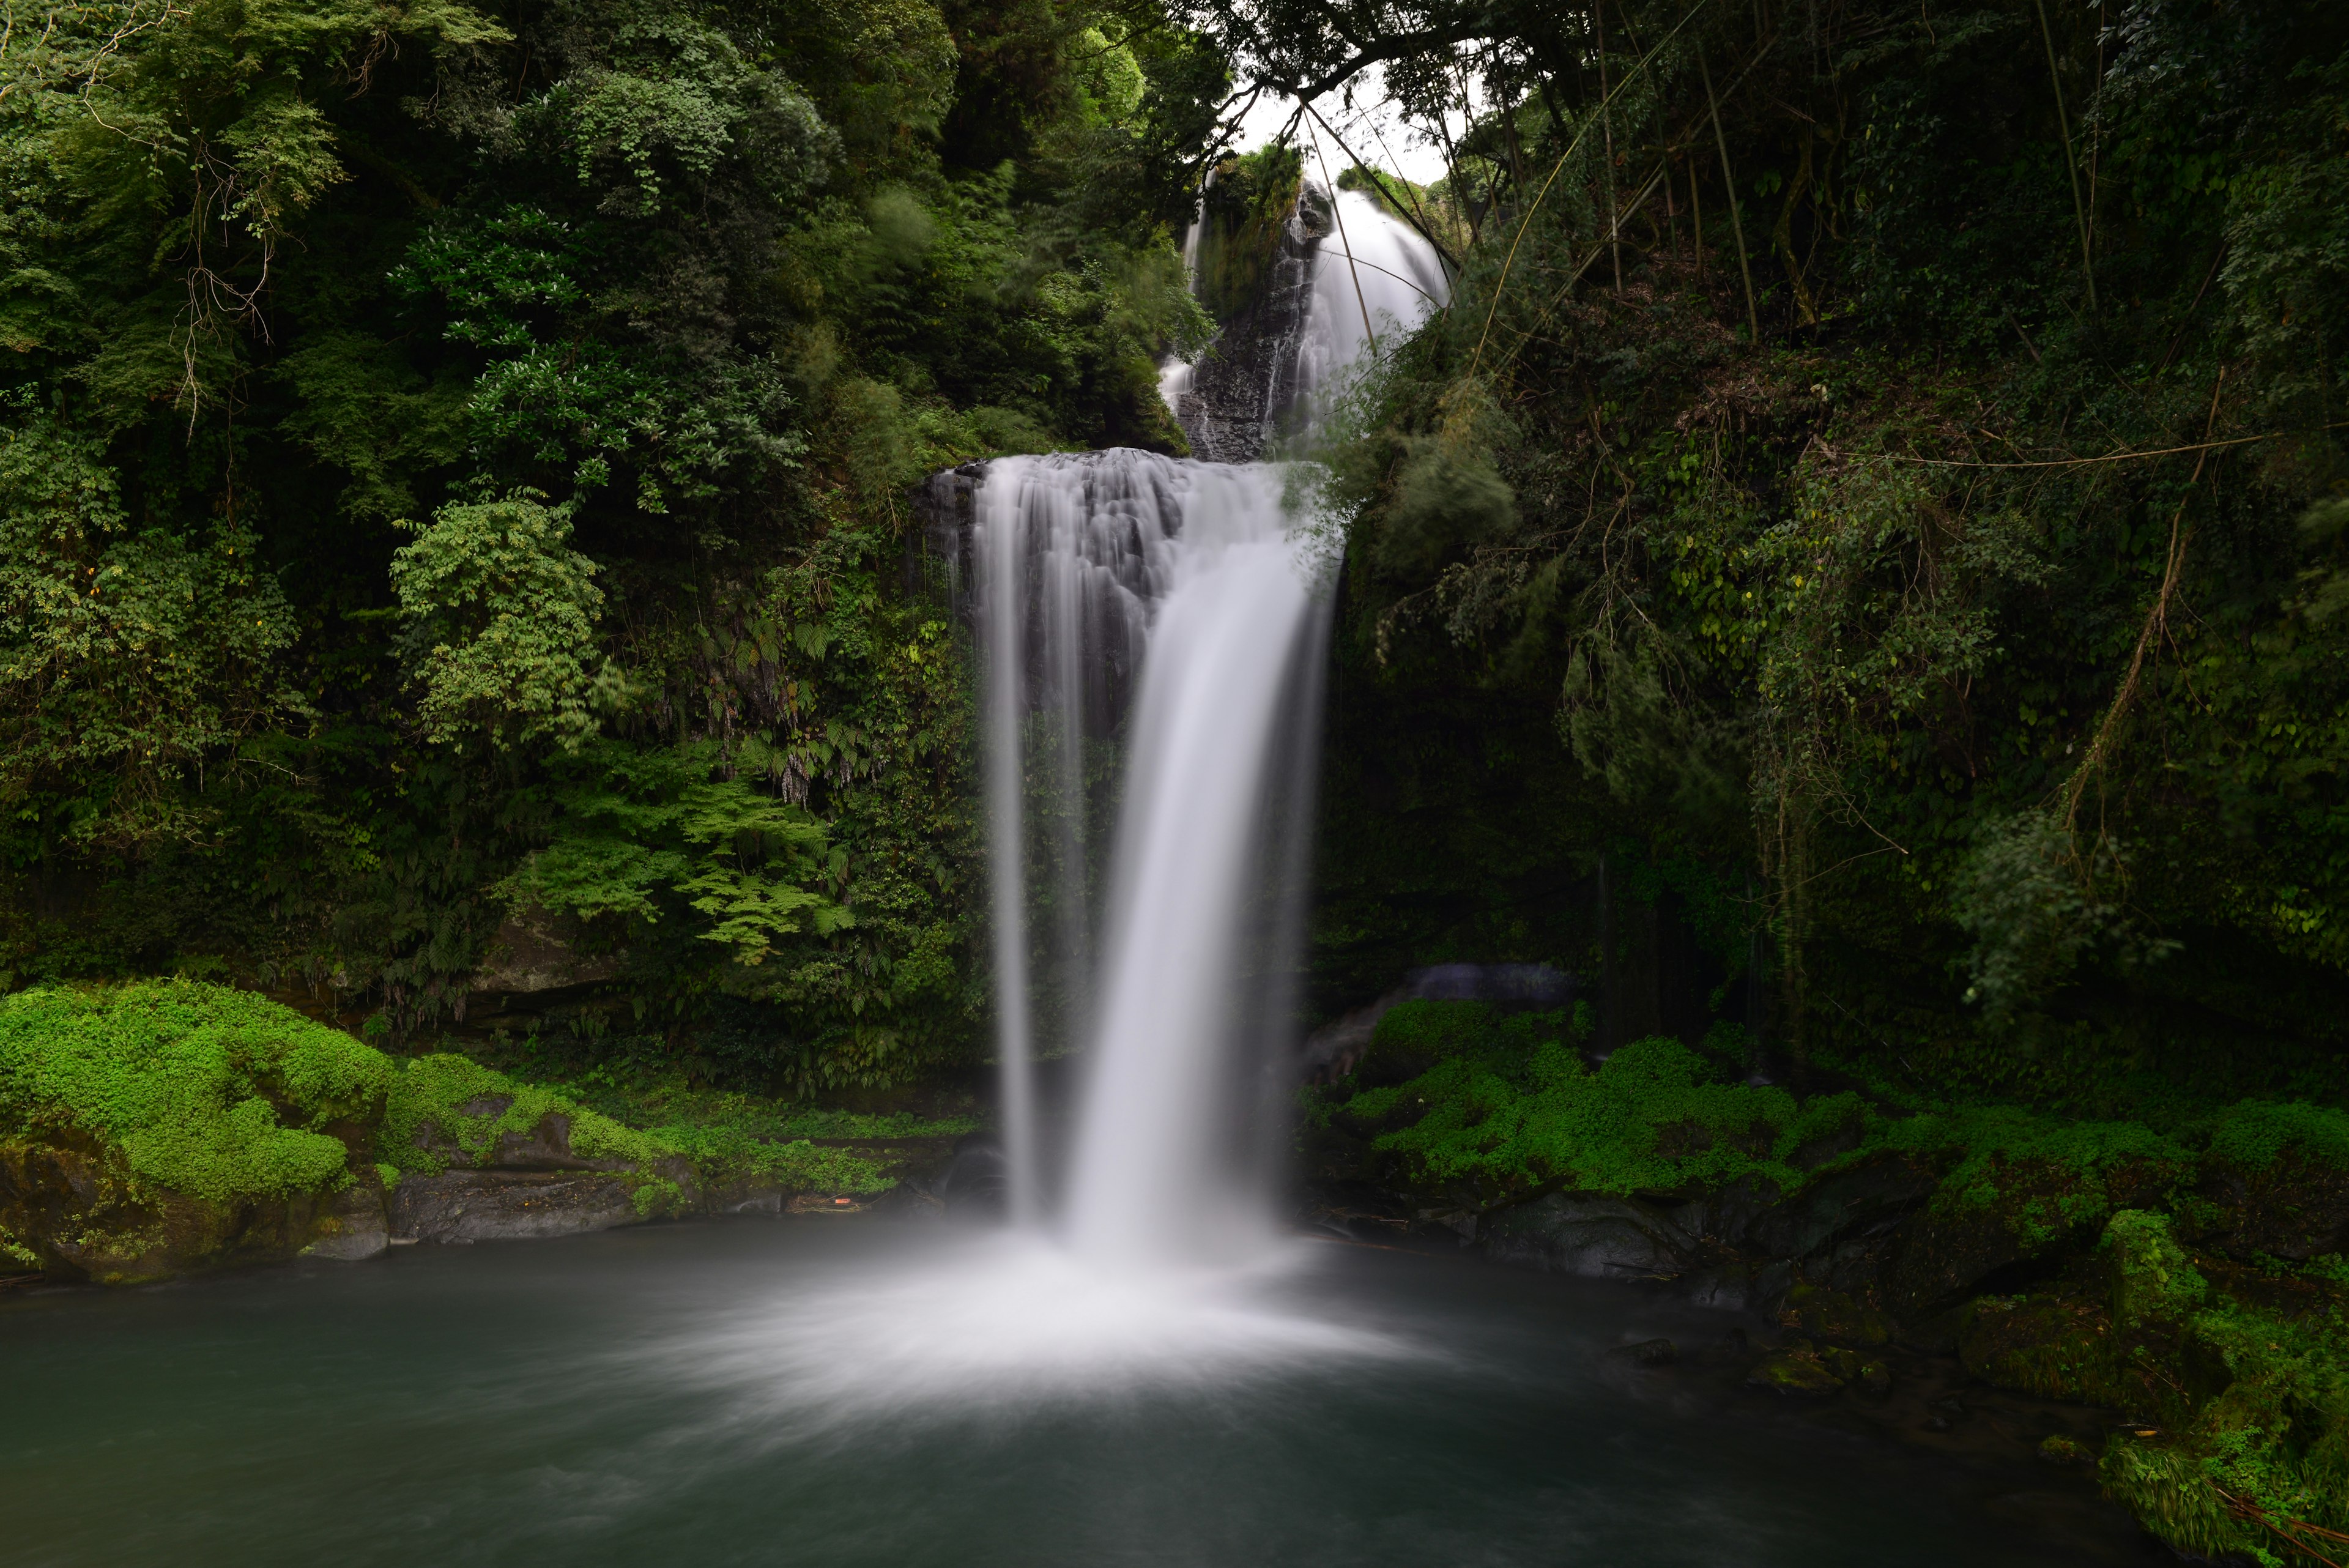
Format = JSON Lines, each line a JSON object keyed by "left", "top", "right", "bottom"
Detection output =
{"left": 7, "top": 0, "right": 2341, "bottom": 1118}
{"left": 0, "top": 0, "right": 1221, "bottom": 1086}
{"left": 1286, "top": 0, "right": 2349, "bottom": 1126}
{"left": 4, "top": 0, "right": 2348, "bottom": 1553}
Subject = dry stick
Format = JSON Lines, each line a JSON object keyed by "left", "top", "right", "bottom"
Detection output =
{"left": 1894, "top": 418, "right": 2348, "bottom": 469}
{"left": 1700, "top": 46, "right": 1761, "bottom": 343}
{"left": 1466, "top": 0, "right": 1717, "bottom": 379}
{"left": 1308, "top": 120, "right": 1379, "bottom": 357}
{"left": 2155, "top": 242, "right": 2228, "bottom": 377}
{"left": 2060, "top": 369, "right": 2227, "bottom": 831}
{"left": 1597, "top": 0, "right": 1624, "bottom": 292}
{"left": 2214, "top": 1491, "right": 2349, "bottom": 1568}
{"left": 2033, "top": 0, "right": 2096, "bottom": 311}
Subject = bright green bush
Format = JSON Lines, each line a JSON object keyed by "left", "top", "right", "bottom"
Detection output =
{"left": 1342, "top": 1017, "right": 1866, "bottom": 1195}
{"left": 0, "top": 981, "right": 390, "bottom": 1202}
{"left": 380, "top": 1052, "right": 675, "bottom": 1176}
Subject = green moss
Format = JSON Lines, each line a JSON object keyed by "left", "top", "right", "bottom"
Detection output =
{"left": 1960, "top": 1293, "right": 2140, "bottom": 1410}
{"left": 650, "top": 1121, "right": 894, "bottom": 1194}
{"left": 377, "top": 1053, "right": 918, "bottom": 1197}
{"left": 1885, "top": 1109, "right": 2192, "bottom": 1250}
{"left": 0, "top": 981, "right": 390, "bottom": 1203}
{"left": 379, "top": 1052, "right": 675, "bottom": 1177}
{"left": 2208, "top": 1101, "right": 2349, "bottom": 1171}
{"left": 2106, "top": 1211, "right": 2210, "bottom": 1326}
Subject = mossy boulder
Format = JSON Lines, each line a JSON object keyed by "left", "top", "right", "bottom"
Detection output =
{"left": 1886, "top": 1142, "right": 2187, "bottom": 1314}
{"left": 2193, "top": 1102, "right": 2349, "bottom": 1264}
{"left": 2103, "top": 1210, "right": 2208, "bottom": 1327}
{"left": 0, "top": 983, "right": 703, "bottom": 1283}
{"left": 1746, "top": 1340, "right": 1847, "bottom": 1395}
{"left": 1778, "top": 1282, "right": 1893, "bottom": 1347}
{"left": 0, "top": 983, "right": 398, "bottom": 1282}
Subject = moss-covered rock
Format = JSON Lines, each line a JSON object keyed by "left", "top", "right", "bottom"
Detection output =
{"left": 2194, "top": 1103, "right": 2349, "bottom": 1264}
{"left": 1746, "top": 1341, "right": 1847, "bottom": 1395}
{"left": 1778, "top": 1282, "right": 1892, "bottom": 1347}
{"left": 0, "top": 983, "right": 399, "bottom": 1281}
{"left": 0, "top": 981, "right": 896, "bottom": 1282}
{"left": 2104, "top": 1210, "right": 2208, "bottom": 1327}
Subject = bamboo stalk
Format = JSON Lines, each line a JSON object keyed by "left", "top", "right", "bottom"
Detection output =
{"left": 1700, "top": 48, "right": 1760, "bottom": 342}
{"left": 1597, "top": 0, "right": 1624, "bottom": 292}
{"left": 2033, "top": 0, "right": 2097, "bottom": 311}
{"left": 1691, "top": 155, "right": 1705, "bottom": 280}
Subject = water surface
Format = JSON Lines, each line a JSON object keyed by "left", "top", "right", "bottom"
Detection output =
{"left": 4, "top": 1221, "right": 2156, "bottom": 1566}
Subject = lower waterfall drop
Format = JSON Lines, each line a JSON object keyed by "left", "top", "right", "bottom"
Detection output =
{"left": 975, "top": 180, "right": 1448, "bottom": 1269}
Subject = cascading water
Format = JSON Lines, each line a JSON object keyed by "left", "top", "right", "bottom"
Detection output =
{"left": 1160, "top": 184, "right": 1449, "bottom": 462}
{"left": 694, "top": 178, "right": 1449, "bottom": 1414}
{"left": 979, "top": 182, "right": 1449, "bottom": 1269}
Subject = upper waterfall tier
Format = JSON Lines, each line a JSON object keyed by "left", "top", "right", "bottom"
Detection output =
{"left": 1160, "top": 183, "right": 1449, "bottom": 461}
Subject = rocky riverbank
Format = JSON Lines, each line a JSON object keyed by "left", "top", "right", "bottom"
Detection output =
{"left": 1300, "top": 998, "right": 2349, "bottom": 1564}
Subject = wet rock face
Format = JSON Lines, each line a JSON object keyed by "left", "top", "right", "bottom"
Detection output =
{"left": 388, "top": 1169, "right": 653, "bottom": 1244}
{"left": 937, "top": 1132, "right": 1009, "bottom": 1221}
{"left": 1166, "top": 191, "right": 1330, "bottom": 463}
{"left": 1480, "top": 1192, "right": 1694, "bottom": 1280}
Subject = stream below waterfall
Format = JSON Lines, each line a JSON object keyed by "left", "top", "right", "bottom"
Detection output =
{"left": 4, "top": 1219, "right": 2163, "bottom": 1567}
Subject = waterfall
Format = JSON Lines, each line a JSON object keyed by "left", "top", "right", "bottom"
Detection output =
{"left": 1160, "top": 184, "right": 1449, "bottom": 462}
{"left": 974, "top": 177, "right": 1448, "bottom": 1269}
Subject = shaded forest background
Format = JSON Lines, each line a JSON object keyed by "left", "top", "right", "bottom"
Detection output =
{"left": 2, "top": 0, "right": 2345, "bottom": 1120}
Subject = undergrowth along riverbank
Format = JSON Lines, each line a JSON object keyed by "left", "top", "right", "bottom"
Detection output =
{"left": 1308, "top": 998, "right": 2349, "bottom": 1564}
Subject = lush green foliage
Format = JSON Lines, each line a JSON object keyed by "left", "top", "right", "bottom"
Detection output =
{"left": 1266, "top": 0, "right": 2349, "bottom": 1111}
{"left": 1334, "top": 1004, "right": 1863, "bottom": 1195}
{"left": 1321, "top": 1001, "right": 2334, "bottom": 1254}
{"left": 0, "top": 0, "right": 1225, "bottom": 1086}
{"left": 0, "top": 979, "right": 385, "bottom": 1201}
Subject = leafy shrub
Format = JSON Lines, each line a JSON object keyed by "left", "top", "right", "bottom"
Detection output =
{"left": 388, "top": 492, "right": 617, "bottom": 752}
{"left": 1341, "top": 1014, "right": 1866, "bottom": 1195}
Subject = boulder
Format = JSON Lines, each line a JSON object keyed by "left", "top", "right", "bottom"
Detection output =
{"left": 300, "top": 1184, "right": 390, "bottom": 1261}
{"left": 1, "top": 1132, "right": 390, "bottom": 1284}
{"left": 2193, "top": 1150, "right": 2349, "bottom": 1263}
{"left": 387, "top": 1161, "right": 692, "bottom": 1244}
{"left": 1778, "top": 1282, "right": 1893, "bottom": 1347}
{"left": 1746, "top": 1342, "right": 1846, "bottom": 1395}
{"left": 1479, "top": 1192, "right": 1694, "bottom": 1280}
